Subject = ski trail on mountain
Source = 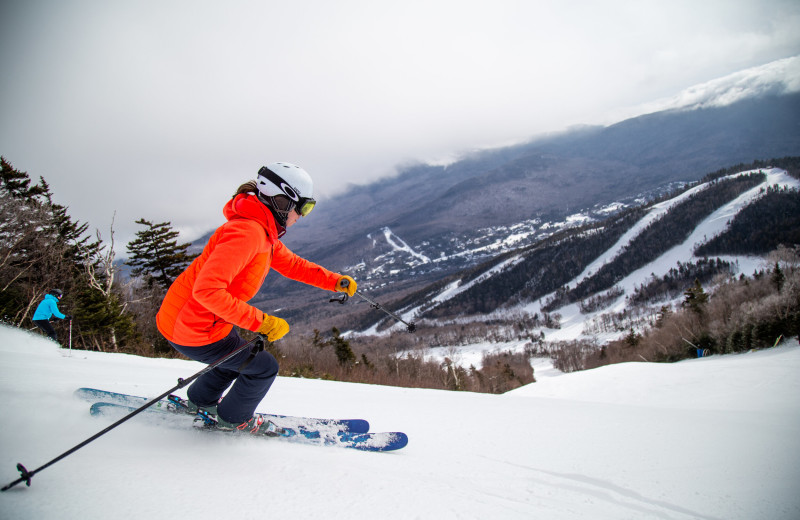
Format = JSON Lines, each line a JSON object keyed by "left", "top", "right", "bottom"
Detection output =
{"left": 516, "top": 167, "right": 796, "bottom": 323}
{"left": 380, "top": 227, "right": 431, "bottom": 265}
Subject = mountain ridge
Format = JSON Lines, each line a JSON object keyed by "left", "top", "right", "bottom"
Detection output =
{"left": 251, "top": 158, "right": 798, "bottom": 340}
{"left": 386, "top": 165, "right": 799, "bottom": 339}
{"left": 278, "top": 92, "right": 800, "bottom": 265}
{"left": 239, "top": 92, "right": 799, "bottom": 332}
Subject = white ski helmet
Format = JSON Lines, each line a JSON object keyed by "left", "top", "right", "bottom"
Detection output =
{"left": 256, "top": 162, "right": 317, "bottom": 227}
{"left": 257, "top": 162, "right": 314, "bottom": 201}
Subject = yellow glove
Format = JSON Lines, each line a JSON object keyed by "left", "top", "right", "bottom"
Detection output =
{"left": 257, "top": 314, "right": 290, "bottom": 342}
{"left": 335, "top": 275, "right": 357, "bottom": 297}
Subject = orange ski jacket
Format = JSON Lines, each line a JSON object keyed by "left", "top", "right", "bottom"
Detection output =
{"left": 156, "top": 193, "right": 340, "bottom": 346}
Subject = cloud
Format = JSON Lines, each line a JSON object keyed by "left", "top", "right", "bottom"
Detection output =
{"left": 637, "top": 55, "right": 800, "bottom": 113}
{"left": 1, "top": 1, "right": 799, "bottom": 252}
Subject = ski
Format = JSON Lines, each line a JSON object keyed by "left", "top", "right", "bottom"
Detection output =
{"left": 90, "top": 402, "right": 408, "bottom": 452}
{"left": 74, "top": 387, "right": 369, "bottom": 433}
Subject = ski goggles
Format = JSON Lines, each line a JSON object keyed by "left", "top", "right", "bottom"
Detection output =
{"left": 295, "top": 197, "right": 316, "bottom": 216}
{"left": 258, "top": 166, "right": 316, "bottom": 216}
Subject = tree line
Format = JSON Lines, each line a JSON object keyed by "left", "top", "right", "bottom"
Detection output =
{"left": 416, "top": 207, "right": 647, "bottom": 320}
{"left": 0, "top": 157, "right": 194, "bottom": 355}
{"left": 271, "top": 325, "right": 535, "bottom": 393}
{"left": 701, "top": 156, "right": 800, "bottom": 183}
{"left": 560, "top": 172, "right": 765, "bottom": 305}
{"left": 695, "top": 185, "right": 800, "bottom": 256}
{"left": 625, "top": 258, "right": 735, "bottom": 307}
{"left": 551, "top": 246, "right": 800, "bottom": 371}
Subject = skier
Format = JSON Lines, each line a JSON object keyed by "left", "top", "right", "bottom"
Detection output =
{"left": 32, "top": 289, "right": 72, "bottom": 343}
{"left": 156, "top": 162, "right": 357, "bottom": 434}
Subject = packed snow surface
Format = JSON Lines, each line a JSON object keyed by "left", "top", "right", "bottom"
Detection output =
{"left": 1, "top": 325, "right": 798, "bottom": 519}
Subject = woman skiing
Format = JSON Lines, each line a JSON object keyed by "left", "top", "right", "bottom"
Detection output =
{"left": 156, "top": 162, "right": 356, "bottom": 433}
{"left": 32, "top": 289, "right": 72, "bottom": 343}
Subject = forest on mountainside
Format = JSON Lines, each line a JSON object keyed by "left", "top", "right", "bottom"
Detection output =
{"left": 550, "top": 171, "right": 766, "bottom": 308}
{"left": 701, "top": 155, "right": 800, "bottom": 182}
{"left": 401, "top": 208, "right": 647, "bottom": 321}
{"left": 626, "top": 258, "right": 736, "bottom": 307}
{"left": 695, "top": 186, "right": 800, "bottom": 255}
{"left": 549, "top": 248, "right": 800, "bottom": 372}
{"left": 394, "top": 167, "right": 775, "bottom": 323}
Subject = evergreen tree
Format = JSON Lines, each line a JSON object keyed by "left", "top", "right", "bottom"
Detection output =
{"left": 771, "top": 262, "right": 785, "bottom": 292}
{"left": 0, "top": 157, "right": 141, "bottom": 351}
{"left": 331, "top": 327, "right": 356, "bottom": 367}
{"left": 683, "top": 279, "right": 708, "bottom": 315}
{"left": 624, "top": 328, "right": 641, "bottom": 347}
{"left": 126, "top": 219, "right": 195, "bottom": 289}
{"left": 0, "top": 158, "right": 93, "bottom": 327}
{"left": 0, "top": 156, "right": 47, "bottom": 199}
{"left": 72, "top": 282, "right": 137, "bottom": 351}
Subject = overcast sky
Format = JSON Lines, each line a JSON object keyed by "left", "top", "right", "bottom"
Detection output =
{"left": 1, "top": 0, "right": 799, "bottom": 252}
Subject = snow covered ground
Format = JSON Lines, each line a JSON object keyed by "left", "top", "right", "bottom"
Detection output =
{"left": 2, "top": 325, "right": 798, "bottom": 519}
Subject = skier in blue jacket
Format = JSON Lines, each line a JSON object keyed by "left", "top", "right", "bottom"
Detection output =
{"left": 32, "top": 289, "right": 72, "bottom": 343}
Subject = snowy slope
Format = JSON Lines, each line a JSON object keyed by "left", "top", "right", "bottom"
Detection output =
{"left": 400, "top": 168, "right": 796, "bottom": 357}
{"left": 531, "top": 167, "right": 797, "bottom": 343}
{"left": 1, "top": 325, "right": 798, "bottom": 520}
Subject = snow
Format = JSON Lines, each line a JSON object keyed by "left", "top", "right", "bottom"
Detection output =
{"left": 2, "top": 325, "right": 799, "bottom": 519}
{"left": 380, "top": 227, "right": 431, "bottom": 265}
{"left": 425, "top": 339, "right": 534, "bottom": 369}
{"left": 570, "top": 177, "right": 717, "bottom": 289}
{"left": 555, "top": 168, "right": 790, "bottom": 303}
{"left": 399, "top": 253, "right": 525, "bottom": 325}
{"left": 513, "top": 168, "right": 798, "bottom": 341}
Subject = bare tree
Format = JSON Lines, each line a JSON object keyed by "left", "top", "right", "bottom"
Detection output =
{"left": 83, "top": 213, "right": 126, "bottom": 350}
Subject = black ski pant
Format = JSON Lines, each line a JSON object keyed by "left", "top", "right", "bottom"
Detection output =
{"left": 168, "top": 329, "right": 279, "bottom": 424}
{"left": 33, "top": 319, "right": 58, "bottom": 342}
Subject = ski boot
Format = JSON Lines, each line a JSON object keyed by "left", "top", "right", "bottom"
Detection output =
{"left": 203, "top": 412, "right": 286, "bottom": 437}
{"left": 167, "top": 394, "right": 218, "bottom": 416}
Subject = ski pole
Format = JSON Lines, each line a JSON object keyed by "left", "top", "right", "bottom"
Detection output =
{"left": 353, "top": 291, "right": 416, "bottom": 333}
{"left": 331, "top": 280, "right": 416, "bottom": 333}
{"left": 1, "top": 334, "right": 266, "bottom": 492}
{"left": 68, "top": 319, "right": 72, "bottom": 353}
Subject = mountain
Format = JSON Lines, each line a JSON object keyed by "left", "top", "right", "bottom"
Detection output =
{"left": 243, "top": 90, "right": 800, "bottom": 334}
{"left": 390, "top": 165, "right": 799, "bottom": 334}
{"left": 285, "top": 92, "right": 800, "bottom": 262}
{"left": 3, "top": 325, "right": 799, "bottom": 520}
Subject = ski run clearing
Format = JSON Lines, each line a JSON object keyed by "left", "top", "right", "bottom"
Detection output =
{"left": 1, "top": 325, "right": 798, "bottom": 520}
{"left": 392, "top": 168, "right": 798, "bottom": 365}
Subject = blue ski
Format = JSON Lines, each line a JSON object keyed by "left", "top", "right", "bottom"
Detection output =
{"left": 74, "top": 387, "right": 369, "bottom": 433}
{"left": 89, "top": 402, "right": 408, "bottom": 452}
